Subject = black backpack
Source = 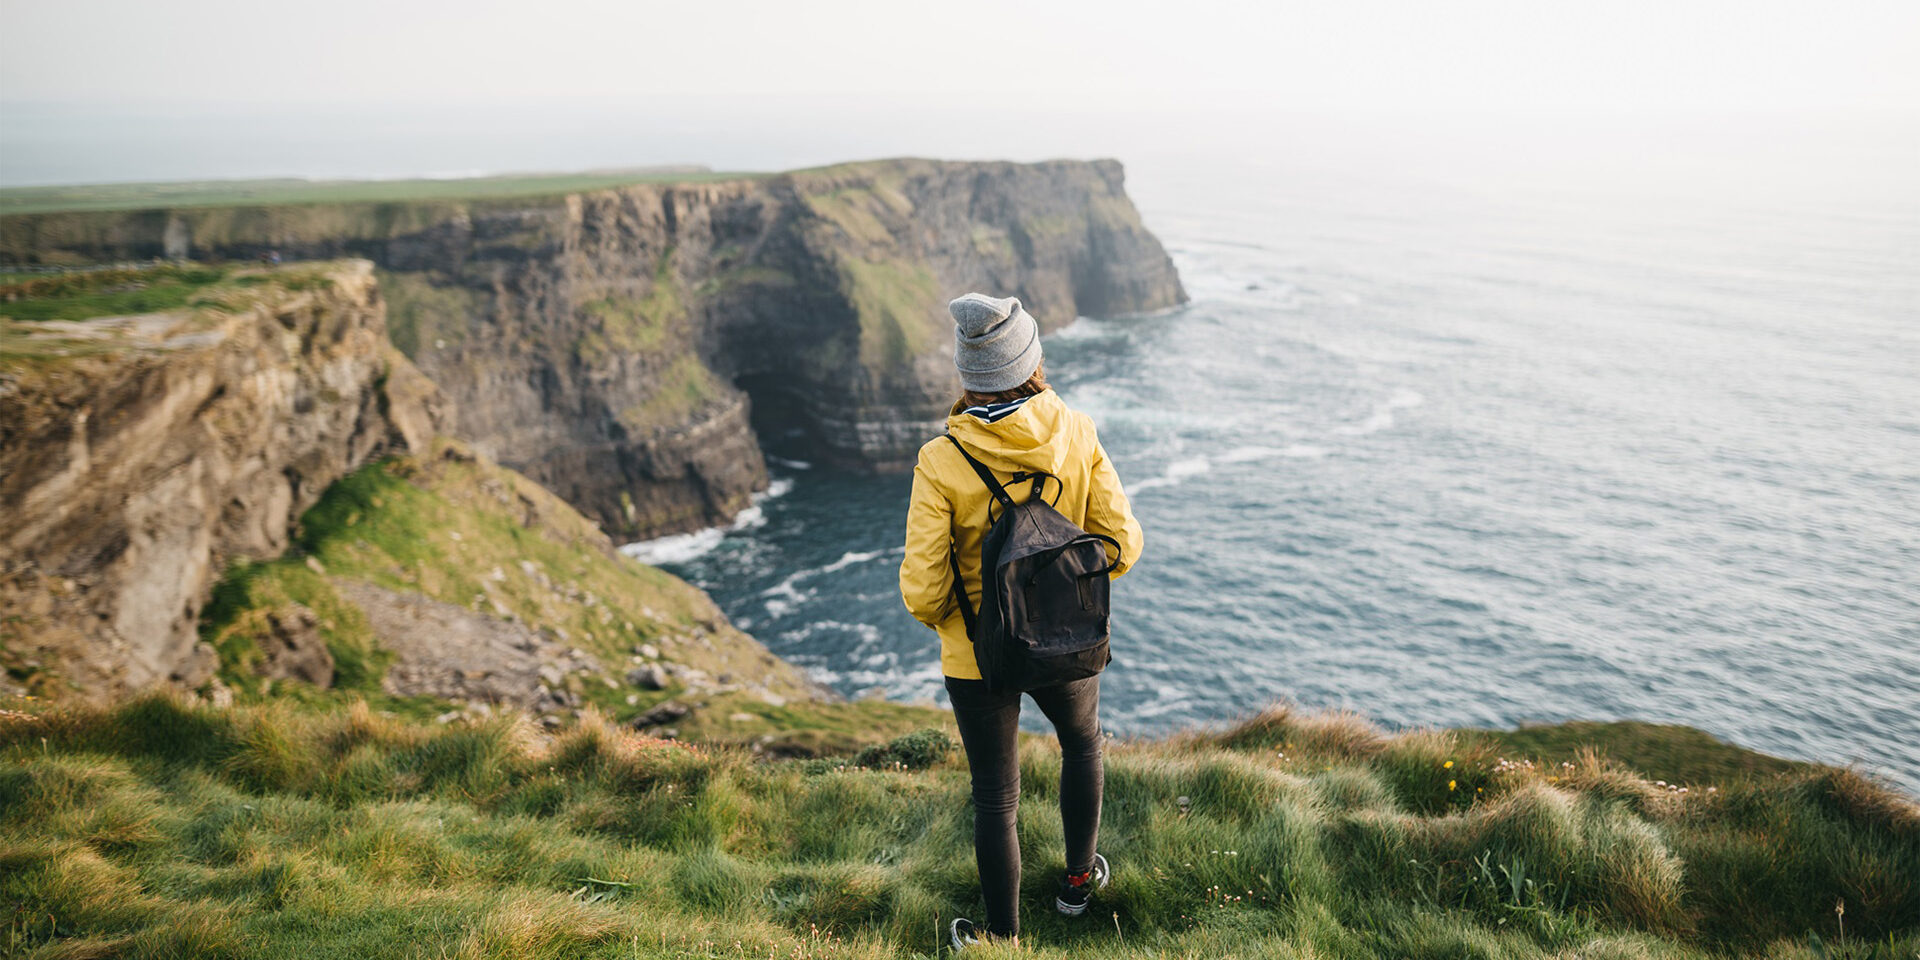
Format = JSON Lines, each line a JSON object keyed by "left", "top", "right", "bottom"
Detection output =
{"left": 945, "top": 435, "right": 1119, "bottom": 693}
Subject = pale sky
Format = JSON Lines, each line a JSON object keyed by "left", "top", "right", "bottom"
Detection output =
{"left": 2, "top": 0, "right": 1917, "bottom": 186}
{"left": 2, "top": 0, "right": 1916, "bottom": 113}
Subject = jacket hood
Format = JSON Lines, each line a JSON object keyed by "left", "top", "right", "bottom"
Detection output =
{"left": 945, "top": 389, "right": 1077, "bottom": 476}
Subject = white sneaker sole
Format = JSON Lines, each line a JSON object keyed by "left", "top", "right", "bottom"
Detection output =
{"left": 950, "top": 918, "right": 978, "bottom": 951}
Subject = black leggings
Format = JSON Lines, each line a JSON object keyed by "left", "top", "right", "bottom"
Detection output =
{"left": 944, "top": 674, "right": 1104, "bottom": 939}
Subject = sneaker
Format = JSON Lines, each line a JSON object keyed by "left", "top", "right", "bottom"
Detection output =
{"left": 949, "top": 917, "right": 981, "bottom": 952}
{"left": 1055, "top": 852, "right": 1110, "bottom": 916}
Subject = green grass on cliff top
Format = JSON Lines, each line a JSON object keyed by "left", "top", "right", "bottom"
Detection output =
{"left": 0, "top": 167, "right": 762, "bottom": 216}
{"left": 0, "top": 264, "right": 347, "bottom": 371}
{"left": 2, "top": 695, "right": 1915, "bottom": 959}
{"left": 0, "top": 263, "right": 231, "bottom": 323}
{"left": 0, "top": 158, "right": 1065, "bottom": 217}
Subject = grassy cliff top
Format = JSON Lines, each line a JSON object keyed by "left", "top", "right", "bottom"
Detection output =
{"left": 0, "top": 261, "right": 353, "bottom": 323}
{"left": 0, "top": 158, "right": 1126, "bottom": 218}
{"left": 1, "top": 695, "right": 1913, "bottom": 959}
{"left": 8, "top": 434, "right": 1913, "bottom": 956}
{"left": 0, "top": 167, "right": 759, "bottom": 216}
{"left": 0, "top": 262, "right": 366, "bottom": 384}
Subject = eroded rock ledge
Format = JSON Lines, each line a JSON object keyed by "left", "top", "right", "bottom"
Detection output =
{"left": 0, "top": 262, "right": 445, "bottom": 698}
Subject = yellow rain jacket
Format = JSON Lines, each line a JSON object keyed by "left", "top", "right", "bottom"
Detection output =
{"left": 899, "top": 389, "right": 1144, "bottom": 679}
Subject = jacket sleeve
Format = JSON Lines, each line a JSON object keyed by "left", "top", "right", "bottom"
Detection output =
{"left": 1085, "top": 434, "right": 1145, "bottom": 579}
{"left": 899, "top": 453, "right": 957, "bottom": 627}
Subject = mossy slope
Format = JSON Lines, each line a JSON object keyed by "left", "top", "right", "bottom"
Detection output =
{"left": 199, "top": 440, "right": 826, "bottom": 730}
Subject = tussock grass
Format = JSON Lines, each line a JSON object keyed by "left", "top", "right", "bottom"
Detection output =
{"left": 2, "top": 694, "right": 1915, "bottom": 958}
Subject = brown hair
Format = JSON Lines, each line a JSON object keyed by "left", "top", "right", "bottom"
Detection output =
{"left": 960, "top": 363, "right": 1049, "bottom": 408}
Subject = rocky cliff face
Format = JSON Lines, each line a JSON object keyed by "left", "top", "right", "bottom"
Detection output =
{"left": 0, "top": 262, "right": 444, "bottom": 699}
{"left": 0, "top": 159, "right": 1186, "bottom": 539}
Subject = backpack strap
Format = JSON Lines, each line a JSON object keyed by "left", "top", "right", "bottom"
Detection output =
{"left": 944, "top": 435, "right": 1015, "bottom": 512}
{"left": 947, "top": 549, "right": 977, "bottom": 638}
{"left": 943, "top": 435, "right": 1002, "bottom": 639}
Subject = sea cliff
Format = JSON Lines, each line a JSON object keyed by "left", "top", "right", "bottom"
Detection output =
{"left": 1, "top": 159, "right": 1186, "bottom": 539}
{"left": 1, "top": 158, "right": 1182, "bottom": 707}
{"left": 1, "top": 262, "right": 827, "bottom": 710}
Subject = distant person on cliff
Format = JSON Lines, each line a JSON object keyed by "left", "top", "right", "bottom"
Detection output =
{"left": 900, "top": 293, "right": 1143, "bottom": 950}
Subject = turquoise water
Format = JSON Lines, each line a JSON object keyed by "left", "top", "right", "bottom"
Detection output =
{"left": 632, "top": 153, "right": 1920, "bottom": 790}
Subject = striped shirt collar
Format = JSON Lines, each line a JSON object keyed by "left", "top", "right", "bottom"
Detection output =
{"left": 961, "top": 394, "right": 1033, "bottom": 423}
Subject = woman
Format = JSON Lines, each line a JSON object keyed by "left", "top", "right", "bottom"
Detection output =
{"left": 900, "top": 292, "right": 1144, "bottom": 949}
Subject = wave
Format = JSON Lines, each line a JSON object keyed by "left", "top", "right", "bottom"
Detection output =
{"left": 1046, "top": 316, "right": 1104, "bottom": 341}
{"left": 754, "top": 547, "right": 898, "bottom": 619}
{"left": 1331, "top": 389, "right": 1425, "bottom": 436}
{"left": 778, "top": 618, "right": 885, "bottom": 648}
{"left": 1122, "top": 682, "right": 1199, "bottom": 722}
{"left": 774, "top": 619, "right": 890, "bottom": 689}
{"left": 1132, "top": 443, "right": 1330, "bottom": 493}
{"left": 621, "top": 527, "right": 727, "bottom": 566}
{"left": 1218, "top": 443, "right": 1330, "bottom": 463}
{"left": 817, "top": 548, "right": 886, "bottom": 574}
{"left": 790, "top": 646, "right": 945, "bottom": 702}
{"left": 1130, "top": 456, "right": 1212, "bottom": 492}
{"left": 1165, "top": 247, "right": 1303, "bottom": 309}
{"left": 761, "top": 575, "right": 810, "bottom": 619}
{"left": 767, "top": 456, "right": 812, "bottom": 470}
{"left": 619, "top": 476, "right": 797, "bottom": 565}
{"left": 1332, "top": 410, "right": 1396, "bottom": 437}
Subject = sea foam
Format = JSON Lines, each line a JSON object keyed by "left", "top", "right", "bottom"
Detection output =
{"left": 619, "top": 476, "right": 794, "bottom": 565}
{"left": 1332, "top": 389, "right": 1425, "bottom": 436}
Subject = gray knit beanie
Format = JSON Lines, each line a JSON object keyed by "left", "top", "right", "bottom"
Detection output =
{"left": 949, "top": 292, "right": 1042, "bottom": 392}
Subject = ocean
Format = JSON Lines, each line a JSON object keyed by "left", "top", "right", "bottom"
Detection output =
{"left": 626, "top": 138, "right": 1920, "bottom": 791}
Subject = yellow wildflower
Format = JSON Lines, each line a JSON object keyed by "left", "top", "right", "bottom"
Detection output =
{"left": 1448, "top": 780, "right": 1457, "bottom": 791}
{"left": 1443, "top": 760, "right": 1454, "bottom": 769}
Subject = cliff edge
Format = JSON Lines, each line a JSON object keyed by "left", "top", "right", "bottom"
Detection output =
{"left": 1, "top": 159, "right": 1186, "bottom": 539}
{"left": 0, "top": 262, "right": 445, "bottom": 699}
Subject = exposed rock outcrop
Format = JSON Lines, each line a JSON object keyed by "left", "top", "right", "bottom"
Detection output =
{"left": 341, "top": 578, "right": 587, "bottom": 714}
{"left": 254, "top": 603, "right": 335, "bottom": 687}
{"left": 0, "top": 262, "right": 445, "bottom": 699}
{"left": 1, "top": 159, "right": 1186, "bottom": 539}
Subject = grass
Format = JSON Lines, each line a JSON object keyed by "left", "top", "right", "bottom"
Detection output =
{"left": 0, "top": 696, "right": 1912, "bottom": 959}
{"left": 0, "top": 169, "right": 764, "bottom": 216}
{"left": 0, "top": 263, "right": 229, "bottom": 322}
{"left": 0, "top": 262, "right": 355, "bottom": 388}
{"left": 617, "top": 355, "right": 723, "bottom": 435}
{"left": 198, "top": 440, "right": 822, "bottom": 721}
{"left": 576, "top": 250, "right": 687, "bottom": 367}
{"left": 1465, "top": 721, "right": 1817, "bottom": 785}
{"left": 376, "top": 268, "right": 479, "bottom": 360}
{"left": 840, "top": 258, "right": 942, "bottom": 375}
{"left": 803, "top": 187, "right": 910, "bottom": 248}
{"left": 693, "top": 266, "right": 798, "bottom": 298}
